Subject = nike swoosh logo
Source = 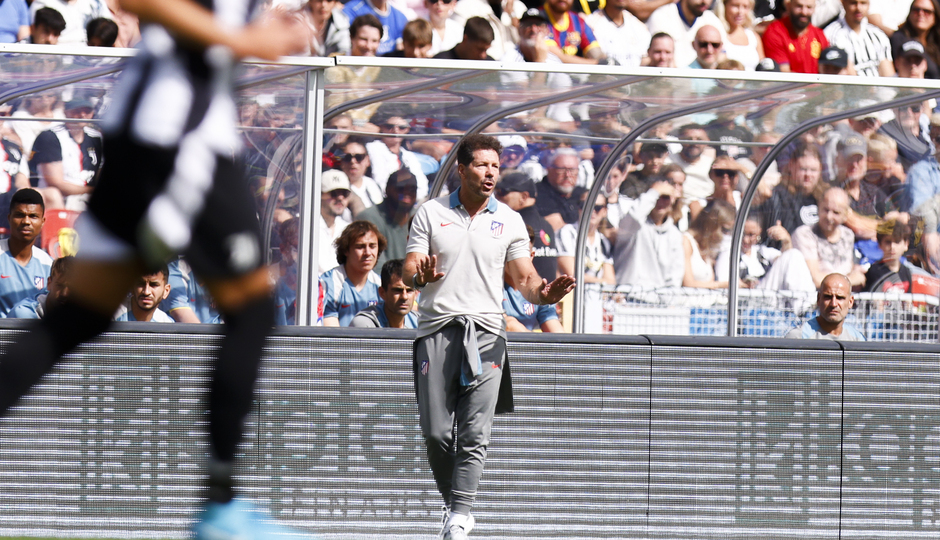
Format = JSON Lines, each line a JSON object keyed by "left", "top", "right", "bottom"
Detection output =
{"left": 440, "top": 222, "right": 454, "bottom": 227}
{"left": 0, "top": 275, "right": 9, "bottom": 279}
{"left": 340, "top": 304, "right": 351, "bottom": 308}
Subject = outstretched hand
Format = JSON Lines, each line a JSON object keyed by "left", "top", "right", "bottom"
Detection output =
{"left": 538, "top": 275, "right": 577, "bottom": 305}
{"left": 417, "top": 255, "right": 446, "bottom": 286}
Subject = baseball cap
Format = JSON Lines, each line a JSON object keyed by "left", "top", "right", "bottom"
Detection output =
{"left": 497, "top": 134, "right": 528, "bottom": 151}
{"left": 819, "top": 46, "right": 849, "bottom": 68}
{"left": 387, "top": 167, "right": 418, "bottom": 189}
{"left": 64, "top": 97, "right": 94, "bottom": 111}
{"left": 519, "top": 8, "right": 550, "bottom": 26}
{"left": 498, "top": 171, "right": 537, "bottom": 196}
{"left": 639, "top": 141, "right": 669, "bottom": 155}
{"left": 899, "top": 38, "right": 927, "bottom": 59}
{"left": 853, "top": 99, "right": 894, "bottom": 124}
{"left": 755, "top": 57, "right": 780, "bottom": 72}
{"left": 321, "top": 169, "right": 350, "bottom": 192}
{"left": 837, "top": 131, "right": 867, "bottom": 158}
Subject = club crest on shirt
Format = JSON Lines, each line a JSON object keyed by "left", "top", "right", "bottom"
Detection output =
{"left": 490, "top": 221, "right": 504, "bottom": 237}
{"left": 420, "top": 359, "right": 429, "bottom": 375}
{"left": 34, "top": 276, "right": 44, "bottom": 289}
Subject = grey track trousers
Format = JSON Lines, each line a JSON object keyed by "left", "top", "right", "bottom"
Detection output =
{"left": 415, "top": 323, "right": 505, "bottom": 516}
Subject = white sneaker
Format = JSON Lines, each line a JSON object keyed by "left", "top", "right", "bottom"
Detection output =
{"left": 442, "top": 524, "right": 469, "bottom": 540}
{"left": 438, "top": 507, "right": 475, "bottom": 538}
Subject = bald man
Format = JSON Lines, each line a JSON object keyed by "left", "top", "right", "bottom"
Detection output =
{"left": 786, "top": 273, "right": 865, "bottom": 340}
{"left": 791, "top": 186, "right": 866, "bottom": 288}
{"left": 690, "top": 25, "right": 722, "bottom": 69}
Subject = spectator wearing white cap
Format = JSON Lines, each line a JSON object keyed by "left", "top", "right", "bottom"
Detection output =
{"left": 319, "top": 169, "right": 351, "bottom": 273}
{"left": 895, "top": 37, "right": 930, "bottom": 78}
{"left": 824, "top": 0, "right": 894, "bottom": 77}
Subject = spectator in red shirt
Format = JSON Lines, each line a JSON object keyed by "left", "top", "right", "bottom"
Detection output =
{"left": 761, "top": 0, "right": 829, "bottom": 73}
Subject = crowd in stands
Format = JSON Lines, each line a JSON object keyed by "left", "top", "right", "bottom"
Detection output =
{"left": 3, "top": 0, "right": 940, "bottom": 333}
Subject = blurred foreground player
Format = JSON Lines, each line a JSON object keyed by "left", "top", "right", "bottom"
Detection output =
{"left": 0, "top": 1, "right": 308, "bottom": 538}
{"left": 404, "top": 135, "right": 576, "bottom": 539}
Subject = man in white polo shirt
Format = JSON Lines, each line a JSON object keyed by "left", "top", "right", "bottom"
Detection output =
{"left": 404, "top": 134, "right": 576, "bottom": 540}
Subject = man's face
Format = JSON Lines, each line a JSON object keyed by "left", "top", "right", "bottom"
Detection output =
{"left": 308, "top": 0, "right": 338, "bottom": 20}
{"left": 380, "top": 274, "right": 415, "bottom": 317}
{"left": 340, "top": 143, "right": 369, "bottom": 180}
{"left": 838, "top": 152, "right": 867, "bottom": 183}
{"left": 462, "top": 39, "right": 492, "bottom": 60}
{"left": 346, "top": 231, "right": 380, "bottom": 274}
{"left": 682, "top": 0, "right": 711, "bottom": 18}
{"left": 404, "top": 41, "right": 433, "bottom": 58}
{"left": 694, "top": 27, "right": 722, "bottom": 68}
{"left": 849, "top": 117, "right": 880, "bottom": 138}
{"left": 46, "top": 268, "right": 70, "bottom": 308}
{"left": 818, "top": 191, "right": 848, "bottom": 235}
{"left": 679, "top": 129, "right": 708, "bottom": 162}
{"left": 789, "top": 0, "right": 815, "bottom": 31}
{"left": 819, "top": 63, "right": 849, "bottom": 75}
{"left": 458, "top": 148, "right": 500, "bottom": 200}
{"left": 9, "top": 203, "right": 44, "bottom": 244}
{"left": 816, "top": 276, "right": 854, "bottom": 326}
{"left": 500, "top": 145, "right": 526, "bottom": 169}
{"left": 132, "top": 272, "right": 170, "bottom": 313}
{"left": 843, "top": 0, "right": 869, "bottom": 26}
{"left": 639, "top": 150, "right": 667, "bottom": 176}
{"left": 322, "top": 187, "right": 350, "bottom": 217}
{"left": 879, "top": 236, "right": 908, "bottom": 263}
{"left": 388, "top": 182, "right": 418, "bottom": 212}
{"left": 547, "top": 0, "right": 572, "bottom": 14}
{"left": 789, "top": 155, "right": 821, "bottom": 195}
{"left": 380, "top": 116, "right": 410, "bottom": 147}
{"left": 547, "top": 154, "right": 579, "bottom": 196}
{"left": 351, "top": 25, "right": 381, "bottom": 56}
{"left": 897, "top": 54, "right": 928, "bottom": 78}
{"left": 519, "top": 21, "right": 549, "bottom": 44}
{"left": 31, "top": 24, "right": 60, "bottom": 45}
{"left": 648, "top": 36, "right": 674, "bottom": 67}
{"left": 65, "top": 106, "right": 93, "bottom": 129}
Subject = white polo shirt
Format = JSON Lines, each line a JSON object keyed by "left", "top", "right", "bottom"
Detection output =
{"left": 406, "top": 189, "right": 529, "bottom": 338}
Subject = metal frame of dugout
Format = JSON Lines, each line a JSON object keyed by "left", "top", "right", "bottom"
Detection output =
{"left": 0, "top": 322, "right": 937, "bottom": 539}
{"left": 4, "top": 45, "right": 940, "bottom": 336}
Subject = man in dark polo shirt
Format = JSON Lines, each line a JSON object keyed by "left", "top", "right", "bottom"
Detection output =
{"left": 536, "top": 147, "right": 587, "bottom": 231}
{"left": 432, "top": 16, "right": 495, "bottom": 60}
{"left": 357, "top": 167, "right": 418, "bottom": 269}
{"left": 496, "top": 171, "right": 558, "bottom": 281}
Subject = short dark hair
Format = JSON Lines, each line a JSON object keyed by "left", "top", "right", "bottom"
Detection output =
{"left": 86, "top": 17, "right": 119, "bottom": 47}
{"left": 33, "top": 7, "right": 66, "bottom": 34}
{"left": 380, "top": 259, "right": 405, "bottom": 290}
{"left": 456, "top": 134, "right": 502, "bottom": 166}
{"left": 146, "top": 264, "right": 171, "bottom": 284}
{"left": 790, "top": 141, "right": 822, "bottom": 163}
{"left": 650, "top": 32, "right": 673, "bottom": 43}
{"left": 678, "top": 123, "right": 707, "bottom": 136}
{"left": 369, "top": 103, "right": 408, "bottom": 127}
{"left": 350, "top": 14, "right": 384, "bottom": 41}
{"left": 463, "top": 17, "right": 495, "bottom": 44}
{"left": 335, "top": 220, "right": 388, "bottom": 265}
{"left": 402, "top": 18, "right": 432, "bottom": 46}
{"left": 50, "top": 255, "right": 74, "bottom": 281}
{"left": 10, "top": 188, "right": 45, "bottom": 213}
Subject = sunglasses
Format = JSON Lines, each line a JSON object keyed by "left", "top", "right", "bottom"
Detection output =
{"left": 429, "top": 0, "right": 455, "bottom": 4}
{"left": 592, "top": 205, "right": 606, "bottom": 213}
{"left": 342, "top": 153, "right": 367, "bottom": 162}
{"left": 327, "top": 189, "right": 350, "bottom": 198}
{"left": 711, "top": 168, "right": 736, "bottom": 178}
{"left": 396, "top": 187, "right": 418, "bottom": 198}
{"left": 696, "top": 41, "right": 721, "bottom": 49}
{"left": 384, "top": 123, "right": 410, "bottom": 131}
{"left": 912, "top": 6, "right": 935, "bottom": 15}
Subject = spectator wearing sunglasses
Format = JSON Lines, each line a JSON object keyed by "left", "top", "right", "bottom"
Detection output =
{"left": 358, "top": 168, "right": 420, "bottom": 269}
{"left": 425, "top": 0, "right": 462, "bottom": 56}
{"left": 342, "top": 0, "right": 409, "bottom": 55}
{"left": 556, "top": 191, "right": 615, "bottom": 285}
{"left": 319, "top": 170, "right": 352, "bottom": 273}
{"left": 338, "top": 137, "right": 384, "bottom": 215}
{"left": 689, "top": 156, "right": 745, "bottom": 222}
{"left": 646, "top": 0, "right": 727, "bottom": 68}
{"left": 689, "top": 25, "right": 723, "bottom": 68}
{"left": 365, "top": 106, "right": 430, "bottom": 200}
